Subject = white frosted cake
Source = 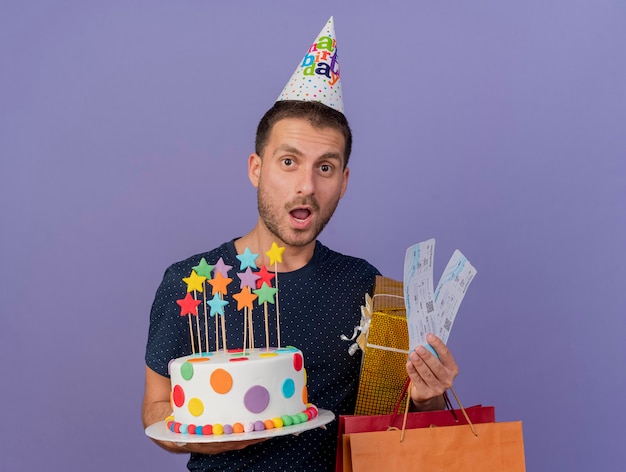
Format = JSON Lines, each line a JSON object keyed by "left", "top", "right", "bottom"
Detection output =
{"left": 167, "top": 346, "right": 318, "bottom": 435}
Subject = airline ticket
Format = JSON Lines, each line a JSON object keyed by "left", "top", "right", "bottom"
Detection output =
{"left": 403, "top": 239, "right": 476, "bottom": 351}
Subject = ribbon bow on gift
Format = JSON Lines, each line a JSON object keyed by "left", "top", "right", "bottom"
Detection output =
{"left": 340, "top": 294, "right": 373, "bottom": 355}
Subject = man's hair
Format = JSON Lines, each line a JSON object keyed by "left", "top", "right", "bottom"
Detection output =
{"left": 255, "top": 100, "right": 353, "bottom": 167}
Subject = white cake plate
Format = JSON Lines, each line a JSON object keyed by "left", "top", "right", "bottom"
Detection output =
{"left": 145, "top": 408, "right": 335, "bottom": 445}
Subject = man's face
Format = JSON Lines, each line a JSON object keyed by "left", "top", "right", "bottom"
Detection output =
{"left": 248, "top": 117, "right": 349, "bottom": 248}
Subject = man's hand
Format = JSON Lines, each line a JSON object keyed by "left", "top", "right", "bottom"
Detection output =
{"left": 405, "top": 333, "right": 459, "bottom": 411}
{"left": 161, "top": 438, "right": 267, "bottom": 455}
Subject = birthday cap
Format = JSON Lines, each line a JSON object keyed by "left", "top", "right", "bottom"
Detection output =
{"left": 276, "top": 16, "right": 343, "bottom": 113}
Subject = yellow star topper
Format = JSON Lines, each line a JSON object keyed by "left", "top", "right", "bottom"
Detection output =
{"left": 266, "top": 242, "right": 285, "bottom": 265}
{"left": 182, "top": 270, "right": 206, "bottom": 293}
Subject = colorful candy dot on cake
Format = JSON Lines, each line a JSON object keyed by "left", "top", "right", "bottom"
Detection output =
{"left": 202, "top": 424, "right": 213, "bottom": 435}
{"left": 172, "top": 385, "right": 185, "bottom": 408}
{"left": 188, "top": 397, "right": 204, "bottom": 417}
{"left": 297, "top": 412, "right": 308, "bottom": 423}
{"left": 281, "top": 415, "right": 293, "bottom": 426}
{"left": 173, "top": 422, "right": 182, "bottom": 433}
{"left": 180, "top": 424, "right": 188, "bottom": 434}
{"left": 254, "top": 420, "right": 265, "bottom": 431}
{"left": 293, "top": 353, "right": 303, "bottom": 371}
{"left": 188, "top": 424, "right": 196, "bottom": 435}
{"left": 263, "top": 419, "right": 275, "bottom": 430}
{"left": 244, "top": 422, "right": 254, "bottom": 433}
{"left": 210, "top": 368, "right": 233, "bottom": 394}
{"left": 232, "top": 422, "right": 244, "bottom": 434}
{"left": 276, "top": 346, "right": 298, "bottom": 353}
{"left": 187, "top": 357, "right": 210, "bottom": 363}
{"left": 230, "top": 357, "right": 249, "bottom": 362}
{"left": 223, "top": 424, "right": 233, "bottom": 435}
{"left": 180, "top": 362, "right": 194, "bottom": 380}
{"left": 272, "top": 417, "right": 284, "bottom": 428}
{"left": 282, "top": 378, "right": 295, "bottom": 398}
{"left": 213, "top": 424, "right": 224, "bottom": 435}
{"left": 244, "top": 385, "right": 270, "bottom": 413}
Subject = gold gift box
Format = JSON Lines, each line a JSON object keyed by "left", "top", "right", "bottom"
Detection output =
{"left": 354, "top": 276, "right": 410, "bottom": 416}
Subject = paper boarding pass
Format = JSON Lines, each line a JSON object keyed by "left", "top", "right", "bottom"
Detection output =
{"left": 403, "top": 240, "right": 476, "bottom": 352}
{"left": 403, "top": 239, "right": 437, "bottom": 351}
{"left": 433, "top": 249, "right": 477, "bottom": 344}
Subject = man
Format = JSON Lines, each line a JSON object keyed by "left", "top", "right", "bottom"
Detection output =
{"left": 143, "top": 18, "right": 458, "bottom": 472}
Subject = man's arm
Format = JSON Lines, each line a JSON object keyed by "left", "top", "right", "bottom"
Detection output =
{"left": 142, "top": 366, "right": 265, "bottom": 454}
{"left": 405, "top": 333, "right": 459, "bottom": 411}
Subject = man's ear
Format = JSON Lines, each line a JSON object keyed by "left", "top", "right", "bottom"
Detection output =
{"left": 339, "top": 166, "right": 350, "bottom": 199}
{"left": 248, "top": 153, "right": 262, "bottom": 188}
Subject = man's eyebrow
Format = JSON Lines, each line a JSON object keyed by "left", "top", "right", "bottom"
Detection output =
{"left": 318, "top": 151, "right": 343, "bottom": 162}
{"left": 273, "top": 145, "right": 343, "bottom": 162}
{"left": 273, "top": 144, "right": 303, "bottom": 157}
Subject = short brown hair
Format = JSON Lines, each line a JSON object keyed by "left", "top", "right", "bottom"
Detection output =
{"left": 255, "top": 100, "right": 352, "bottom": 167}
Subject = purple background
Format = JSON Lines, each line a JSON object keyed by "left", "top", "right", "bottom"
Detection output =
{"left": 1, "top": 1, "right": 624, "bottom": 470}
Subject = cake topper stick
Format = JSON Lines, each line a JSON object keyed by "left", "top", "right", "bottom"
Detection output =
{"left": 208, "top": 269, "right": 232, "bottom": 353}
{"left": 192, "top": 258, "right": 214, "bottom": 353}
{"left": 264, "top": 303, "right": 269, "bottom": 349}
{"left": 254, "top": 281, "right": 277, "bottom": 350}
{"left": 276, "top": 277, "right": 281, "bottom": 347}
{"left": 266, "top": 243, "right": 285, "bottom": 347}
{"left": 193, "top": 293, "right": 202, "bottom": 354}
{"left": 233, "top": 286, "right": 258, "bottom": 353}
{"left": 189, "top": 313, "right": 196, "bottom": 354}
{"left": 176, "top": 293, "right": 201, "bottom": 355}
{"left": 215, "top": 309, "right": 219, "bottom": 352}
{"left": 237, "top": 265, "right": 260, "bottom": 351}
{"left": 255, "top": 266, "right": 276, "bottom": 349}
{"left": 243, "top": 308, "right": 248, "bottom": 353}
{"left": 220, "top": 303, "right": 228, "bottom": 353}
{"left": 189, "top": 315, "right": 196, "bottom": 354}
{"left": 182, "top": 271, "right": 206, "bottom": 354}
{"left": 207, "top": 292, "right": 229, "bottom": 352}
{"left": 236, "top": 248, "right": 259, "bottom": 350}
{"left": 246, "top": 307, "right": 254, "bottom": 349}
{"left": 203, "top": 289, "right": 209, "bottom": 353}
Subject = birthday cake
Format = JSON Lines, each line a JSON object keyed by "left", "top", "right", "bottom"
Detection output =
{"left": 164, "top": 241, "right": 319, "bottom": 436}
{"left": 167, "top": 347, "right": 317, "bottom": 435}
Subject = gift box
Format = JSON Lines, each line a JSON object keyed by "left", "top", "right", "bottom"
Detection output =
{"left": 351, "top": 276, "right": 411, "bottom": 416}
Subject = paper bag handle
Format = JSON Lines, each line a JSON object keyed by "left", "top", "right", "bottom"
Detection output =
{"left": 391, "top": 377, "right": 478, "bottom": 441}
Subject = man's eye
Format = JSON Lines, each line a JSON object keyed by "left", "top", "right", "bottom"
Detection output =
{"left": 320, "top": 164, "right": 332, "bottom": 173}
{"left": 282, "top": 158, "right": 293, "bottom": 166}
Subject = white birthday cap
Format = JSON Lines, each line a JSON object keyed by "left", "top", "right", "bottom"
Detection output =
{"left": 276, "top": 16, "right": 343, "bottom": 113}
